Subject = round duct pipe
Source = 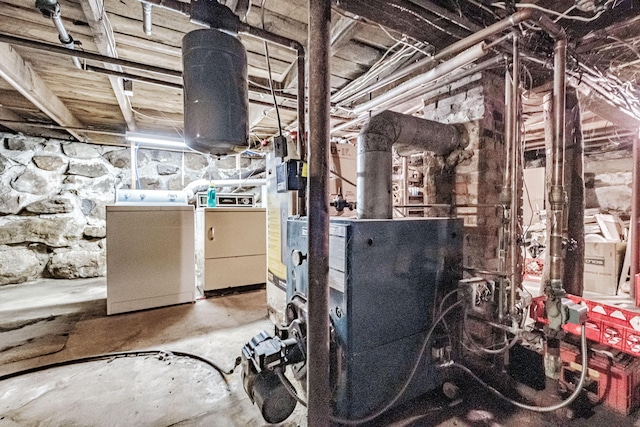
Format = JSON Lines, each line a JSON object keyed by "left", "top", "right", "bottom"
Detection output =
{"left": 182, "top": 29, "right": 248, "bottom": 156}
{"left": 356, "top": 110, "right": 465, "bottom": 219}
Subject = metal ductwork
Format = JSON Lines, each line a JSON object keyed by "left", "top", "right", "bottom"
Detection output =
{"left": 356, "top": 110, "right": 466, "bottom": 219}
{"left": 182, "top": 28, "right": 249, "bottom": 156}
{"left": 35, "top": 0, "right": 82, "bottom": 69}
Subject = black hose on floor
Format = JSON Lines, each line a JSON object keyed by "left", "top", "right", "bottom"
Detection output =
{"left": 0, "top": 349, "right": 239, "bottom": 387}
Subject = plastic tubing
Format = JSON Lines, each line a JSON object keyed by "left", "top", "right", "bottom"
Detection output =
{"left": 448, "top": 323, "right": 588, "bottom": 412}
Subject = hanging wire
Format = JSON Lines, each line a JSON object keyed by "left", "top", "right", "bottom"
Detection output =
{"left": 490, "top": 0, "right": 616, "bottom": 22}
{"left": 260, "top": 0, "right": 283, "bottom": 137}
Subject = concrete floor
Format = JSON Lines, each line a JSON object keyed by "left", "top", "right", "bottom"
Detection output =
{"left": 1, "top": 279, "right": 640, "bottom": 426}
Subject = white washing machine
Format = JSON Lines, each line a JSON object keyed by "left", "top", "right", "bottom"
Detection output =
{"left": 106, "top": 190, "right": 195, "bottom": 315}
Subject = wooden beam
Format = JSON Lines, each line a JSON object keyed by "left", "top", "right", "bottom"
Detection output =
{"left": 81, "top": 0, "right": 137, "bottom": 131}
{"left": 281, "top": 14, "right": 360, "bottom": 89}
{"left": 0, "top": 42, "right": 86, "bottom": 141}
{"left": 330, "top": 16, "right": 360, "bottom": 54}
{"left": 0, "top": 106, "right": 36, "bottom": 135}
{"left": 575, "top": 84, "right": 640, "bottom": 130}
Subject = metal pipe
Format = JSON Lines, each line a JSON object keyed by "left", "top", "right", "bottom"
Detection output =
{"left": 84, "top": 65, "right": 182, "bottom": 89}
{"left": 142, "top": 2, "right": 153, "bottom": 36}
{"left": 498, "top": 63, "right": 513, "bottom": 322}
{"left": 238, "top": 23, "right": 307, "bottom": 162}
{"left": 509, "top": 32, "right": 521, "bottom": 318}
{"left": 331, "top": 55, "right": 505, "bottom": 135}
{"left": 210, "top": 178, "right": 266, "bottom": 187}
{"left": 296, "top": 49, "right": 306, "bottom": 162}
{"left": 542, "top": 19, "right": 568, "bottom": 330}
{"left": 356, "top": 110, "right": 465, "bottom": 219}
{"left": 139, "top": 0, "right": 190, "bottom": 16}
{"left": 296, "top": 47, "right": 307, "bottom": 216}
{"left": 0, "top": 35, "right": 301, "bottom": 103}
{"left": 353, "top": 43, "right": 487, "bottom": 115}
{"left": 353, "top": 8, "right": 535, "bottom": 97}
{"left": 49, "top": 4, "right": 82, "bottom": 69}
{"left": 0, "top": 33, "right": 182, "bottom": 78}
{"left": 306, "top": 0, "right": 331, "bottom": 425}
{"left": 633, "top": 129, "right": 640, "bottom": 304}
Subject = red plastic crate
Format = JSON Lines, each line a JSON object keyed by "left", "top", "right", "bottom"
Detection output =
{"left": 530, "top": 295, "right": 640, "bottom": 357}
{"left": 560, "top": 340, "right": 640, "bottom": 414}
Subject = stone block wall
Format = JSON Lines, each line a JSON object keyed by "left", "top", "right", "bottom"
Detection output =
{"left": 526, "top": 147, "right": 634, "bottom": 218}
{"left": 0, "top": 133, "right": 264, "bottom": 286}
{"left": 585, "top": 149, "right": 633, "bottom": 217}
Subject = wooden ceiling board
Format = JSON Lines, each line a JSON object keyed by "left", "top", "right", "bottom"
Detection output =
{"left": 0, "top": 0, "right": 637, "bottom": 145}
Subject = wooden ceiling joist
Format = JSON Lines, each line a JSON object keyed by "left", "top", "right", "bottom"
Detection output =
{"left": 0, "top": 106, "right": 35, "bottom": 135}
{"left": 0, "top": 42, "right": 86, "bottom": 141}
{"left": 81, "top": 0, "right": 137, "bottom": 131}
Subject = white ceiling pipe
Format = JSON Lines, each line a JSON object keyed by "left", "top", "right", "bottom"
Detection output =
{"left": 352, "top": 43, "right": 488, "bottom": 116}
{"left": 209, "top": 178, "right": 266, "bottom": 187}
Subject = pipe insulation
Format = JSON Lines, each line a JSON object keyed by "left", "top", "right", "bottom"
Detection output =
{"left": 330, "top": 55, "right": 505, "bottom": 135}
{"left": 352, "top": 43, "right": 487, "bottom": 115}
{"left": 356, "top": 110, "right": 466, "bottom": 219}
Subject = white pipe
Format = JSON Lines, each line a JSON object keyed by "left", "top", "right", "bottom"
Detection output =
{"left": 352, "top": 43, "right": 487, "bottom": 115}
{"left": 142, "top": 3, "right": 153, "bottom": 36}
{"left": 331, "top": 55, "right": 503, "bottom": 135}
{"left": 210, "top": 178, "right": 266, "bottom": 187}
{"left": 51, "top": 6, "right": 82, "bottom": 69}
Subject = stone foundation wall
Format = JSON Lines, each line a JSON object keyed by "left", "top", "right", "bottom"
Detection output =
{"left": 585, "top": 149, "right": 633, "bottom": 217}
{"left": 526, "top": 147, "right": 633, "bottom": 218}
{"left": 0, "top": 133, "right": 264, "bottom": 286}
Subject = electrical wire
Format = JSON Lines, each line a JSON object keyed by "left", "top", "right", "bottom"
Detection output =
{"left": 0, "top": 349, "right": 237, "bottom": 386}
{"left": 276, "top": 368, "right": 307, "bottom": 407}
{"left": 377, "top": 24, "right": 433, "bottom": 57}
{"left": 462, "top": 309, "right": 520, "bottom": 355}
{"left": 130, "top": 106, "right": 183, "bottom": 124}
{"left": 332, "top": 41, "right": 421, "bottom": 105}
{"left": 260, "top": 0, "right": 283, "bottom": 138}
{"left": 275, "top": 300, "right": 464, "bottom": 423}
{"left": 328, "top": 300, "right": 464, "bottom": 425}
{"left": 447, "top": 323, "right": 588, "bottom": 413}
{"left": 491, "top": 1, "right": 615, "bottom": 22}
{"left": 248, "top": 78, "right": 293, "bottom": 93}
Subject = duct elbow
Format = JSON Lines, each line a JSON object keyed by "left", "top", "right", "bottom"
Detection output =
{"left": 356, "top": 110, "right": 467, "bottom": 219}
{"left": 358, "top": 110, "right": 465, "bottom": 156}
{"left": 532, "top": 11, "right": 567, "bottom": 41}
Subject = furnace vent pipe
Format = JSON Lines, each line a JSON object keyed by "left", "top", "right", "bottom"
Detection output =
{"left": 356, "top": 110, "right": 466, "bottom": 219}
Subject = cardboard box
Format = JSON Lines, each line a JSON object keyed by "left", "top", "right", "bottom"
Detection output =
{"left": 329, "top": 142, "right": 357, "bottom": 217}
{"left": 584, "top": 241, "right": 626, "bottom": 295}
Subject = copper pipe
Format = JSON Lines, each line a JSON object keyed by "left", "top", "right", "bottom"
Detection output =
{"left": 633, "top": 129, "right": 640, "bottom": 304}
{"left": 509, "top": 32, "right": 521, "bottom": 318}
{"left": 356, "top": 9, "right": 536, "bottom": 96}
